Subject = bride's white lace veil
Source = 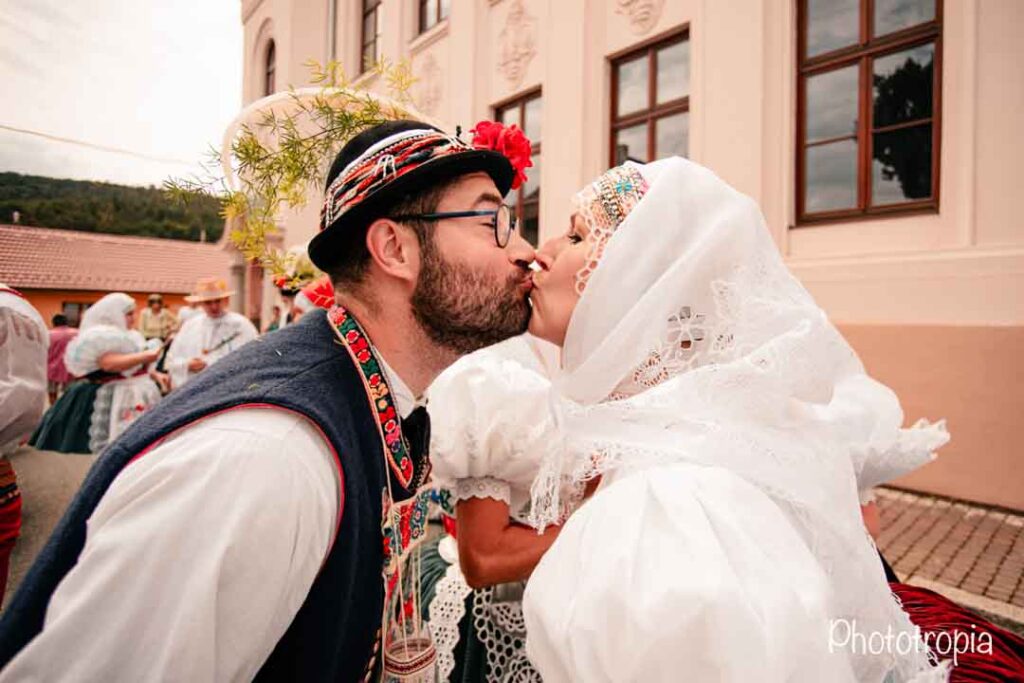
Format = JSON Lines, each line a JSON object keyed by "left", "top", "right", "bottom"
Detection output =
{"left": 533, "top": 157, "right": 949, "bottom": 682}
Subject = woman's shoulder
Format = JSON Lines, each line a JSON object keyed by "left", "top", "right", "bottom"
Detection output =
{"left": 428, "top": 340, "right": 561, "bottom": 488}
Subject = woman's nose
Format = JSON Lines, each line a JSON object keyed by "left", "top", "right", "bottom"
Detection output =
{"left": 534, "top": 236, "right": 562, "bottom": 271}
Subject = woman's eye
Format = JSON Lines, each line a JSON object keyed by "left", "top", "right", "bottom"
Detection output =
{"left": 567, "top": 232, "right": 583, "bottom": 245}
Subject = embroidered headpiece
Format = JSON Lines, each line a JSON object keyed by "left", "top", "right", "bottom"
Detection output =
{"left": 320, "top": 128, "right": 473, "bottom": 234}
{"left": 574, "top": 164, "right": 650, "bottom": 292}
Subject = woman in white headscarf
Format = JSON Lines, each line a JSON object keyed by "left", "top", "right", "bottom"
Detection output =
{"left": 519, "top": 157, "right": 957, "bottom": 682}
{"left": 30, "top": 293, "right": 165, "bottom": 454}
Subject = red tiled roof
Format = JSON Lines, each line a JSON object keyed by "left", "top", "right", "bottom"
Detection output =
{"left": 0, "top": 224, "right": 233, "bottom": 293}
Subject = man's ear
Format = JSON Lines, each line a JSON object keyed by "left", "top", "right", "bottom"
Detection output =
{"left": 364, "top": 217, "right": 420, "bottom": 284}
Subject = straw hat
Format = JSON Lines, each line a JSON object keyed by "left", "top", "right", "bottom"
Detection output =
{"left": 184, "top": 277, "right": 234, "bottom": 303}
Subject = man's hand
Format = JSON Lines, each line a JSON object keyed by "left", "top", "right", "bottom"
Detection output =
{"left": 187, "top": 357, "right": 207, "bottom": 373}
{"left": 150, "top": 370, "right": 172, "bottom": 394}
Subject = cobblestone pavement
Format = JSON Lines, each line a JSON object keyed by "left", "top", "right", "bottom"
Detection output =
{"left": 876, "top": 486, "right": 1024, "bottom": 632}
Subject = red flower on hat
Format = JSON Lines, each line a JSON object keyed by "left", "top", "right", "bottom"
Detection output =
{"left": 471, "top": 121, "right": 534, "bottom": 190}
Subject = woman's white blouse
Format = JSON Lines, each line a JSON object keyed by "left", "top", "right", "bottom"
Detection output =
{"left": 427, "top": 338, "right": 560, "bottom": 524}
{"left": 64, "top": 325, "right": 144, "bottom": 377}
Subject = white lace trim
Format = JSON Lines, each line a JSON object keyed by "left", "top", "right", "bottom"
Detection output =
{"left": 452, "top": 477, "right": 511, "bottom": 505}
{"left": 472, "top": 585, "right": 542, "bottom": 683}
{"left": 427, "top": 560, "right": 473, "bottom": 681}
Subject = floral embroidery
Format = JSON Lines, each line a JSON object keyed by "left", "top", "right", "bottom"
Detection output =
{"left": 380, "top": 488, "right": 432, "bottom": 578}
{"left": 328, "top": 305, "right": 415, "bottom": 488}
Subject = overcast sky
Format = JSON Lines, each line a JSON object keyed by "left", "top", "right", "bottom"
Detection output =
{"left": 0, "top": 0, "right": 241, "bottom": 187}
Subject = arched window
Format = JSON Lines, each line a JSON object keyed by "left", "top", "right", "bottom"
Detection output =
{"left": 264, "top": 40, "right": 276, "bottom": 96}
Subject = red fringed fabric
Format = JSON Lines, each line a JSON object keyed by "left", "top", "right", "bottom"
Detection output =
{"left": 0, "top": 493, "right": 22, "bottom": 603}
{"left": 300, "top": 277, "right": 335, "bottom": 311}
{"left": 892, "top": 582, "right": 1024, "bottom": 681}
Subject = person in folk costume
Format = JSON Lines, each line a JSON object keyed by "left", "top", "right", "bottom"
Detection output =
{"left": 273, "top": 241, "right": 323, "bottom": 327}
{"left": 0, "top": 284, "right": 48, "bottom": 602}
{"left": 0, "top": 118, "right": 537, "bottom": 682}
{"left": 45, "top": 313, "right": 77, "bottom": 403}
{"left": 29, "top": 293, "right": 165, "bottom": 455}
{"left": 164, "top": 277, "right": 258, "bottom": 390}
{"left": 139, "top": 293, "right": 178, "bottom": 342}
{"left": 416, "top": 332, "right": 564, "bottom": 683}
{"left": 518, "top": 159, "right": 1023, "bottom": 682}
{"left": 289, "top": 275, "right": 336, "bottom": 324}
{"left": 425, "top": 160, "right": 1022, "bottom": 682}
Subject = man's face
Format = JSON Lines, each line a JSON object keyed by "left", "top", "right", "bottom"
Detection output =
{"left": 149, "top": 302, "right": 162, "bottom": 312}
{"left": 409, "top": 172, "right": 536, "bottom": 355}
{"left": 201, "top": 298, "right": 227, "bottom": 319}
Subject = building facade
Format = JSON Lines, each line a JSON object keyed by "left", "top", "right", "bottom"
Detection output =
{"left": 239, "top": 0, "right": 1024, "bottom": 510}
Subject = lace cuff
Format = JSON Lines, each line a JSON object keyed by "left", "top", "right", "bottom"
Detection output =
{"left": 452, "top": 477, "right": 512, "bottom": 505}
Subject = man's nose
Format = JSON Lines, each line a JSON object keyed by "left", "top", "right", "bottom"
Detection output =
{"left": 505, "top": 230, "right": 536, "bottom": 268}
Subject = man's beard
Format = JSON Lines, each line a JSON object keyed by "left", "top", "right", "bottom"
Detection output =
{"left": 411, "top": 239, "right": 531, "bottom": 355}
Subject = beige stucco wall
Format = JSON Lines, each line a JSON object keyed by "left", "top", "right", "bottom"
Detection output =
{"left": 239, "top": 0, "right": 1024, "bottom": 509}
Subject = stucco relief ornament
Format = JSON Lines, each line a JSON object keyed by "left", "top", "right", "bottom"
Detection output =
{"left": 615, "top": 0, "right": 665, "bottom": 35}
{"left": 498, "top": 0, "right": 537, "bottom": 88}
{"left": 416, "top": 54, "right": 442, "bottom": 116}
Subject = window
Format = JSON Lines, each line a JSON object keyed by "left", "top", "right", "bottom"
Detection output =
{"left": 610, "top": 30, "right": 690, "bottom": 166}
{"left": 263, "top": 40, "right": 276, "bottom": 96}
{"left": 62, "top": 302, "right": 89, "bottom": 328}
{"left": 797, "top": 0, "right": 941, "bottom": 223}
{"left": 496, "top": 90, "right": 542, "bottom": 245}
{"left": 419, "top": 0, "right": 450, "bottom": 34}
{"left": 361, "top": 0, "right": 382, "bottom": 73}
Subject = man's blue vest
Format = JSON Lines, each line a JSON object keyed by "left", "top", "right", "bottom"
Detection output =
{"left": 0, "top": 309, "right": 410, "bottom": 681}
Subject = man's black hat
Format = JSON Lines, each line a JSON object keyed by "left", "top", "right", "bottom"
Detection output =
{"left": 308, "top": 120, "right": 515, "bottom": 270}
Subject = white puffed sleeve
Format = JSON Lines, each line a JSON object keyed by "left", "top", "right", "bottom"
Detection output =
{"left": 64, "top": 325, "right": 143, "bottom": 377}
{"left": 427, "top": 339, "right": 562, "bottom": 519}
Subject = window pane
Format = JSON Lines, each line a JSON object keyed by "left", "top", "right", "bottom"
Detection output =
{"left": 655, "top": 112, "right": 688, "bottom": 158}
{"left": 362, "top": 43, "right": 376, "bottom": 71}
{"left": 806, "top": 65, "right": 858, "bottom": 143}
{"left": 656, "top": 40, "right": 690, "bottom": 104}
{"left": 614, "top": 123, "right": 649, "bottom": 165}
{"left": 616, "top": 55, "right": 649, "bottom": 118}
{"left": 872, "top": 42, "right": 934, "bottom": 129}
{"left": 423, "top": 0, "right": 438, "bottom": 31}
{"left": 523, "top": 153, "right": 540, "bottom": 200}
{"left": 872, "top": 123, "right": 932, "bottom": 204}
{"left": 805, "top": 139, "right": 858, "bottom": 212}
{"left": 521, "top": 200, "right": 539, "bottom": 246}
{"left": 440, "top": 0, "right": 450, "bottom": 20}
{"left": 875, "top": 0, "right": 934, "bottom": 37}
{"left": 498, "top": 105, "right": 521, "bottom": 129}
{"left": 806, "top": 0, "right": 859, "bottom": 58}
{"left": 523, "top": 97, "right": 542, "bottom": 144}
{"left": 363, "top": 12, "right": 375, "bottom": 43}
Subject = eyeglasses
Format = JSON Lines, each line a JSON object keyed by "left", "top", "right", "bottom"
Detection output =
{"left": 391, "top": 204, "right": 518, "bottom": 248}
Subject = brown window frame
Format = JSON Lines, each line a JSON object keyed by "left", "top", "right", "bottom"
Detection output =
{"left": 418, "top": 0, "right": 449, "bottom": 35}
{"left": 796, "top": 0, "right": 943, "bottom": 225}
{"left": 494, "top": 88, "right": 542, "bottom": 246}
{"left": 61, "top": 301, "right": 90, "bottom": 328}
{"left": 609, "top": 27, "right": 690, "bottom": 167}
{"left": 263, "top": 40, "right": 276, "bottom": 97}
{"left": 361, "top": 0, "right": 382, "bottom": 74}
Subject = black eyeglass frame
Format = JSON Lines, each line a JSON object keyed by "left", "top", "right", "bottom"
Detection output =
{"left": 390, "top": 205, "right": 518, "bottom": 248}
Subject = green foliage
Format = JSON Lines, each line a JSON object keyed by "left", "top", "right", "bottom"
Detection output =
{"left": 166, "top": 59, "right": 419, "bottom": 281}
{"left": 0, "top": 172, "right": 224, "bottom": 242}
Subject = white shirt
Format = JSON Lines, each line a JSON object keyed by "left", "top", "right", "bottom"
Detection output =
{"left": 166, "top": 311, "right": 258, "bottom": 389}
{"left": 0, "top": 287, "right": 48, "bottom": 456}
{"left": 1, "top": 348, "right": 417, "bottom": 681}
